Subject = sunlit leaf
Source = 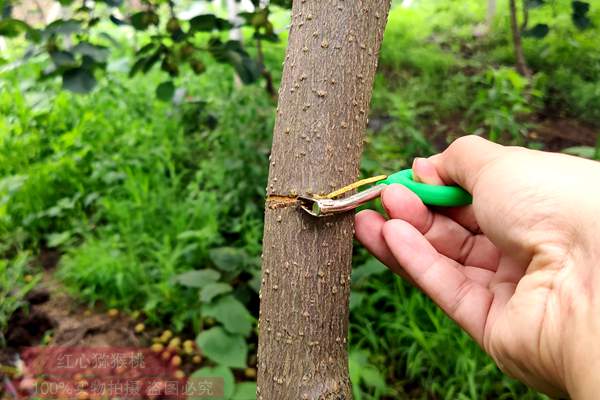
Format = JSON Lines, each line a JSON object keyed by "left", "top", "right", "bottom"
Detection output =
{"left": 0, "top": 18, "right": 31, "bottom": 38}
{"left": 232, "top": 382, "right": 257, "bottom": 400}
{"left": 203, "top": 294, "right": 254, "bottom": 336}
{"left": 172, "top": 269, "right": 221, "bottom": 288}
{"left": 199, "top": 282, "right": 232, "bottom": 303}
{"left": 196, "top": 327, "right": 247, "bottom": 368}
{"left": 190, "top": 366, "right": 235, "bottom": 399}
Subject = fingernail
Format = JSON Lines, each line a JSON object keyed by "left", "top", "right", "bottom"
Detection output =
{"left": 412, "top": 158, "right": 425, "bottom": 183}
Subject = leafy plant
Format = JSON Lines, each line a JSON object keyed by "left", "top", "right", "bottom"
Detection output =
{"left": 0, "top": 252, "right": 40, "bottom": 347}
{"left": 466, "top": 67, "right": 540, "bottom": 142}
{"left": 0, "top": 0, "right": 291, "bottom": 97}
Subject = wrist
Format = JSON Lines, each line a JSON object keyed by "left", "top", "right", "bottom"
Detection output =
{"left": 562, "top": 254, "right": 600, "bottom": 399}
{"left": 565, "top": 354, "right": 600, "bottom": 400}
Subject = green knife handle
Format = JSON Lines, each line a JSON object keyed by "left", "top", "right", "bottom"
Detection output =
{"left": 379, "top": 169, "right": 472, "bottom": 207}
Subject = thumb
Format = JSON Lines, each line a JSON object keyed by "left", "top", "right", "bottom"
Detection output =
{"left": 412, "top": 157, "right": 445, "bottom": 185}
{"left": 430, "top": 135, "right": 506, "bottom": 193}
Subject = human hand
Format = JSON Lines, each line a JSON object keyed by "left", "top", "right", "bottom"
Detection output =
{"left": 355, "top": 135, "right": 600, "bottom": 398}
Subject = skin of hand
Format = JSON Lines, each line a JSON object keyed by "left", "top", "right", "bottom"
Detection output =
{"left": 355, "top": 135, "right": 600, "bottom": 399}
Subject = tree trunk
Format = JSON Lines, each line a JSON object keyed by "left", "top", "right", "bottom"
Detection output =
{"left": 509, "top": 0, "right": 531, "bottom": 77}
{"left": 257, "top": 1, "right": 390, "bottom": 399}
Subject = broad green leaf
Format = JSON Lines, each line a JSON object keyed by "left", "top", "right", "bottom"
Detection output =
{"left": 44, "top": 19, "right": 81, "bottom": 37}
{"left": 72, "top": 42, "right": 110, "bottom": 63}
{"left": 173, "top": 269, "right": 221, "bottom": 288}
{"left": 46, "top": 231, "right": 71, "bottom": 248}
{"left": 208, "top": 40, "right": 261, "bottom": 84}
{"left": 109, "top": 14, "right": 127, "bottom": 26}
{"left": 136, "top": 42, "right": 156, "bottom": 56}
{"left": 562, "top": 146, "right": 597, "bottom": 159}
{"left": 271, "top": 0, "right": 292, "bottom": 7}
{"left": 232, "top": 382, "right": 256, "bottom": 400}
{"left": 360, "top": 366, "right": 387, "bottom": 391}
{"left": 352, "top": 258, "right": 387, "bottom": 286}
{"left": 189, "top": 14, "right": 232, "bottom": 32}
{"left": 50, "top": 50, "right": 76, "bottom": 67}
{"left": 156, "top": 81, "right": 175, "bottom": 101}
{"left": 190, "top": 365, "right": 235, "bottom": 399}
{"left": 209, "top": 247, "right": 248, "bottom": 272}
{"left": 62, "top": 67, "right": 96, "bottom": 93}
{"left": 130, "top": 11, "right": 158, "bottom": 30}
{"left": 572, "top": 1, "right": 592, "bottom": 29}
{"left": 196, "top": 327, "right": 247, "bottom": 368}
{"left": 0, "top": 18, "right": 31, "bottom": 38}
{"left": 200, "top": 282, "right": 233, "bottom": 303}
{"left": 203, "top": 294, "right": 253, "bottom": 336}
{"left": 254, "top": 31, "right": 279, "bottom": 43}
{"left": 523, "top": 23, "right": 549, "bottom": 38}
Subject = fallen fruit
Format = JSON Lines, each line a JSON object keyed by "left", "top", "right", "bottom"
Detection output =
{"left": 192, "top": 355, "right": 202, "bottom": 364}
{"left": 173, "top": 370, "right": 185, "bottom": 379}
{"left": 107, "top": 309, "right": 118, "bottom": 318}
{"left": 244, "top": 367, "right": 257, "bottom": 379}
{"left": 150, "top": 343, "right": 164, "bottom": 353}
{"left": 134, "top": 323, "right": 145, "bottom": 333}
{"left": 171, "top": 355, "right": 182, "bottom": 367}
{"left": 168, "top": 337, "right": 181, "bottom": 349}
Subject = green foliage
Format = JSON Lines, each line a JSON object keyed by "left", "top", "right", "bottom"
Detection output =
{"left": 0, "top": 252, "right": 40, "bottom": 346}
{"left": 0, "top": 0, "right": 291, "bottom": 96}
{"left": 191, "top": 365, "right": 236, "bottom": 399}
{"left": 203, "top": 294, "right": 254, "bottom": 336}
{"left": 466, "top": 67, "right": 541, "bottom": 142}
{"left": 196, "top": 327, "right": 248, "bottom": 368}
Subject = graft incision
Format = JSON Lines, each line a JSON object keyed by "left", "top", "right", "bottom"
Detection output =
{"left": 266, "top": 195, "right": 300, "bottom": 209}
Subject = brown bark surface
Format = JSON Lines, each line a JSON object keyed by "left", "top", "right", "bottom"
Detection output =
{"left": 257, "top": 1, "right": 390, "bottom": 399}
{"left": 509, "top": 0, "right": 531, "bottom": 77}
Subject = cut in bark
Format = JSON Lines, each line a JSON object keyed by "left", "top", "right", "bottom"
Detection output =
{"left": 257, "top": 1, "right": 390, "bottom": 399}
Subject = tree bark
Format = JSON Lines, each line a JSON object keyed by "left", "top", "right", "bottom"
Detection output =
{"left": 509, "top": 0, "right": 531, "bottom": 77}
{"left": 257, "top": 1, "right": 390, "bottom": 399}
